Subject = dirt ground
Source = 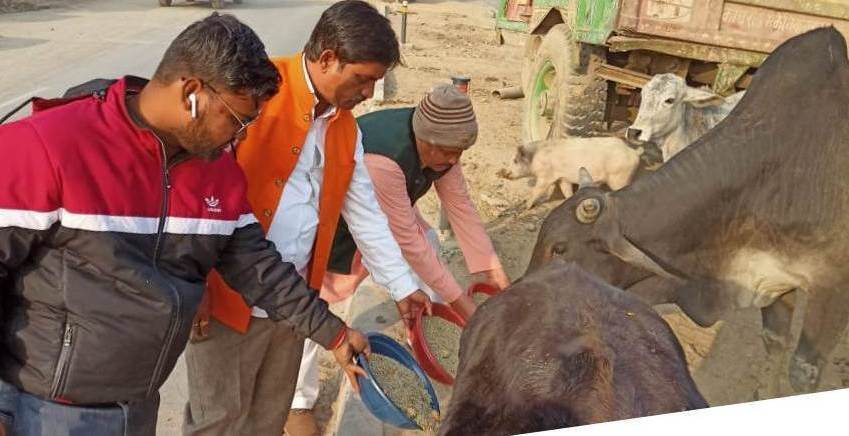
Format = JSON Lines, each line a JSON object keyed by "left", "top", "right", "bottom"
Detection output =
{"left": 313, "top": 0, "right": 849, "bottom": 434}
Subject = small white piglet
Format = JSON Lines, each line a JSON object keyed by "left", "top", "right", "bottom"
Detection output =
{"left": 499, "top": 137, "right": 643, "bottom": 209}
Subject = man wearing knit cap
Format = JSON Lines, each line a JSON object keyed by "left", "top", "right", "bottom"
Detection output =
{"left": 285, "top": 84, "right": 512, "bottom": 425}
{"left": 324, "top": 83, "right": 511, "bottom": 321}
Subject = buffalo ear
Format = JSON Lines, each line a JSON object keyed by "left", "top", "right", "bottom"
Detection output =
{"left": 683, "top": 87, "right": 724, "bottom": 108}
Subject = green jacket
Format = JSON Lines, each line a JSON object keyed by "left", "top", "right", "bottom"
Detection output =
{"left": 328, "top": 108, "right": 450, "bottom": 273}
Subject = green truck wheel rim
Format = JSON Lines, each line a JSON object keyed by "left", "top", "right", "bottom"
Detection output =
{"left": 529, "top": 60, "right": 556, "bottom": 141}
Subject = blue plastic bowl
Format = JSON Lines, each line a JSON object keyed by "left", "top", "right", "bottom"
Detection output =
{"left": 356, "top": 332, "right": 440, "bottom": 430}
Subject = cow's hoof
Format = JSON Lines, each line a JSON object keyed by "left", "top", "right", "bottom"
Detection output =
{"left": 789, "top": 356, "right": 819, "bottom": 392}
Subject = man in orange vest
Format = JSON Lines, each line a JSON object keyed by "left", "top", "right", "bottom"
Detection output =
{"left": 183, "top": 2, "right": 431, "bottom": 435}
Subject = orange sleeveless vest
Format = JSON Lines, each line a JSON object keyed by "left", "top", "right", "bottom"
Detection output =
{"left": 207, "top": 53, "right": 358, "bottom": 333}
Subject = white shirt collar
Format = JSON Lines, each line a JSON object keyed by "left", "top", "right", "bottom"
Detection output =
{"left": 301, "top": 54, "right": 337, "bottom": 120}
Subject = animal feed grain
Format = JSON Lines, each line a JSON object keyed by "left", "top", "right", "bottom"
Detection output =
{"left": 369, "top": 354, "right": 439, "bottom": 433}
{"left": 422, "top": 316, "right": 462, "bottom": 378}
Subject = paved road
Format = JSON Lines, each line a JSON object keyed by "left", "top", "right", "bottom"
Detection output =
{"left": 0, "top": 1, "right": 330, "bottom": 433}
{"left": 0, "top": 0, "right": 331, "bottom": 121}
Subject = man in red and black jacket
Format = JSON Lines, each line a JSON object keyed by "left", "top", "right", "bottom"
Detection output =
{"left": 0, "top": 13, "right": 369, "bottom": 436}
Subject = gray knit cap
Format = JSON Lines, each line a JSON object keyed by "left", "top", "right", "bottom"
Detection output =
{"left": 412, "top": 84, "right": 478, "bottom": 149}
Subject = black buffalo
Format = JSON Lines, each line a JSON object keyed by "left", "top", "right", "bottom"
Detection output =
{"left": 439, "top": 262, "right": 706, "bottom": 435}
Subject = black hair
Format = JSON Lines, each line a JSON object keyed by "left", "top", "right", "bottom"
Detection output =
{"left": 154, "top": 12, "right": 280, "bottom": 99}
{"left": 303, "top": 0, "right": 400, "bottom": 68}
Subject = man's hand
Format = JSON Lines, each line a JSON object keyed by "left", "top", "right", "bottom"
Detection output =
{"left": 190, "top": 291, "right": 211, "bottom": 343}
{"left": 474, "top": 267, "right": 511, "bottom": 290}
{"left": 332, "top": 328, "right": 371, "bottom": 393}
{"left": 449, "top": 294, "right": 477, "bottom": 321}
{"left": 396, "top": 290, "right": 433, "bottom": 328}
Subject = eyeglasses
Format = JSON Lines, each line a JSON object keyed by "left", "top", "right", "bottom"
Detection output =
{"left": 205, "top": 83, "right": 260, "bottom": 137}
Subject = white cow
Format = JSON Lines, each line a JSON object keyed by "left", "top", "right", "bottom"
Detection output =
{"left": 627, "top": 73, "right": 744, "bottom": 162}
{"left": 499, "top": 137, "right": 643, "bottom": 209}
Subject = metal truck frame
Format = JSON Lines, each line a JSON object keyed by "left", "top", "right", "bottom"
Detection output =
{"left": 496, "top": 0, "right": 849, "bottom": 142}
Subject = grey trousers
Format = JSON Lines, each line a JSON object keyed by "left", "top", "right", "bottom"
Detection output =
{"left": 0, "top": 377, "right": 158, "bottom": 436}
{"left": 182, "top": 317, "right": 306, "bottom": 436}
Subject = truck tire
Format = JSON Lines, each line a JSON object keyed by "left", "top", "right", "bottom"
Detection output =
{"left": 522, "top": 24, "right": 608, "bottom": 142}
{"left": 159, "top": 0, "right": 172, "bottom": 6}
{"left": 521, "top": 33, "right": 543, "bottom": 95}
{"left": 211, "top": 0, "right": 224, "bottom": 8}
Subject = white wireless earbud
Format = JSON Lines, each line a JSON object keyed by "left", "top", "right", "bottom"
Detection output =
{"left": 189, "top": 93, "right": 198, "bottom": 119}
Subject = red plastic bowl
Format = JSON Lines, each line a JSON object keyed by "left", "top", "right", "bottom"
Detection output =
{"left": 408, "top": 303, "right": 466, "bottom": 386}
{"left": 466, "top": 282, "right": 500, "bottom": 299}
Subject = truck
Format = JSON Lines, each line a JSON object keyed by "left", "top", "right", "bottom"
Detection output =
{"left": 158, "top": 0, "right": 241, "bottom": 9}
{"left": 495, "top": 0, "right": 849, "bottom": 142}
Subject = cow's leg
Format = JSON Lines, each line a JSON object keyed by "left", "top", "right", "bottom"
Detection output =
{"left": 788, "top": 286, "right": 849, "bottom": 393}
{"left": 758, "top": 291, "right": 796, "bottom": 398}
{"left": 762, "top": 293, "right": 794, "bottom": 354}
